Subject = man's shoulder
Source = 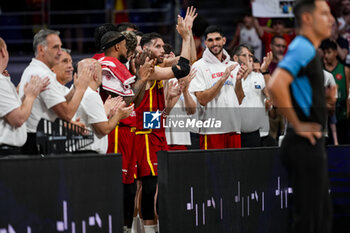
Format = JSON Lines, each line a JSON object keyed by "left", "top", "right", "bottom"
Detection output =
{"left": 192, "top": 58, "right": 207, "bottom": 67}
{"left": 287, "top": 36, "right": 315, "bottom": 59}
{"left": 22, "top": 59, "right": 54, "bottom": 79}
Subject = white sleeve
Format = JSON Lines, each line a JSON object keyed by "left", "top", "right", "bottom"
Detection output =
{"left": 0, "top": 78, "right": 21, "bottom": 117}
{"left": 188, "top": 63, "right": 207, "bottom": 93}
{"left": 41, "top": 74, "right": 67, "bottom": 109}
{"left": 230, "top": 63, "right": 240, "bottom": 88}
{"left": 84, "top": 92, "right": 108, "bottom": 124}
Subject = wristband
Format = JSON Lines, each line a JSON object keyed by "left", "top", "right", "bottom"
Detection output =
{"left": 260, "top": 69, "right": 270, "bottom": 75}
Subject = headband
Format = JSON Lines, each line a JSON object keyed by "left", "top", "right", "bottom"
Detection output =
{"left": 100, "top": 35, "right": 125, "bottom": 52}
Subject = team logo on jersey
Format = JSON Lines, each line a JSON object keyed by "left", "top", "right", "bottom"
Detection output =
{"left": 143, "top": 110, "right": 162, "bottom": 129}
{"left": 336, "top": 74, "right": 343, "bottom": 81}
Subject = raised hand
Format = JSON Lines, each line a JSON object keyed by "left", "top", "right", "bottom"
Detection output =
{"left": 179, "top": 68, "right": 196, "bottom": 92}
{"left": 135, "top": 48, "right": 152, "bottom": 70}
{"left": 167, "top": 80, "right": 182, "bottom": 99}
{"left": 236, "top": 64, "right": 248, "bottom": 81}
{"left": 261, "top": 51, "right": 273, "bottom": 73}
{"left": 176, "top": 15, "right": 190, "bottom": 39}
{"left": 137, "top": 57, "right": 155, "bottom": 81}
{"left": 74, "top": 61, "right": 96, "bottom": 90}
{"left": 104, "top": 95, "right": 121, "bottom": 117}
{"left": 184, "top": 6, "right": 198, "bottom": 30}
{"left": 24, "top": 75, "right": 50, "bottom": 99}
{"left": 222, "top": 64, "right": 238, "bottom": 81}
{"left": 111, "top": 99, "right": 134, "bottom": 120}
{"left": 107, "top": 96, "right": 124, "bottom": 118}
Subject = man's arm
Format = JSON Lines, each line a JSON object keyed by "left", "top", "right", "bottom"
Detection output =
{"left": 195, "top": 64, "right": 237, "bottom": 106}
{"left": 51, "top": 62, "right": 93, "bottom": 122}
{"left": 164, "top": 80, "right": 181, "bottom": 115}
{"left": 184, "top": 6, "right": 198, "bottom": 63}
{"left": 180, "top": 69, "right": 197, "bottom": 115}
{"left": 267, "top": 68, "right": 322, "bottom": 145}
{"left": 149, "top": 15, "right": 191, "bottom": 81}
{"left": 93, "top": 99, "right": 134, "bottom": 136}
{"left": 5, "top": 76, "right": 49, "bottom": 127}
{"left": 123, "top": 57, "right": 155, "bottom": 106}
{"left": 253, "top": 18, "right": 264, "bottom": 38}
{"left": 260, "top": 51, "right": 273, "bottom": 84}
{"left": 346, "top": 66, "right": 350, "bottom": 117}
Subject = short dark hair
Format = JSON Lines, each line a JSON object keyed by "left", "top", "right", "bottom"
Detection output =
{"left": 116, "top": 22, "right": 139, "bottom": 32}
{"left": 134, "top": 31, "right": 143, "bottom": 37}
{"left": 232, "top": 44, "right": 255, "bottom": 56}
{"left": 293, "top": 0, "right": 317, "bottom": 28}
{"left": 100, "top": 31, "right": 124, "bottom": 52}
{"left": 271, "top": 18, "right": 285, "bottom": 27}
{"left": 204, "top": 25, "right": 224, "bottom": 39}
{"left": 163, "top": 43, "right": 174, "bottom": 55}
{"left": 253, "top": 56, "right": 260, "bottom": 63}
{"left": 140, "top": 32, "right": 162, "bottom": 48}
{"left": 271, "top": 35, "right": 286, "bottom": 45}
{"left": 94, "top": 23, "right": 118, "bottom": 52}
{"left": 320, "top": 39, "right": 337, "bottom": 51}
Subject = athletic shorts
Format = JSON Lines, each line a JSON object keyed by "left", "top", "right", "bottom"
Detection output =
{"left": 108, "top": 125, "right": 136, "bottom": 184}
{"left": 200, "top": 132, "right": 241, "bottom": 150}
{"left": 134, "top": 132, "right": 168, "bottom": 178}
{"left": 168, "top": 145, "right": 188, "bottom": 151}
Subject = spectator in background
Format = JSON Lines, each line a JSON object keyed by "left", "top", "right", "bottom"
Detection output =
{"left": 116, "top": 22, "right": 139, "bottom": 32}
{"left": 252, "top": 56, "right": 277, "bottom": 146}
{"left": 321, "top": 39, "right": 350, "bottom": 144}
{"left": 228, "top": 12, "right": 262, "bottom": 60}
{"left": 329, "top": 20, "right": 349, "bottom": 64}
{"left": 254, "top": 18, "right": 295, "bottom": 54}
{"left": 268, "top": 35, "right": 287, "bottom": 141}
{"left": 0, "top": 37, "right": 48, "bottom": 156}
{"left": 269, "top": 35, "right": 287, "bottom": 74}
{"left": 323, "top": 69, "right": 339, "bottom": 145}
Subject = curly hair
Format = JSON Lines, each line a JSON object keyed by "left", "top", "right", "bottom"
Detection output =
{"left": 121, "top": 31, "right": 138, "bottom": 56}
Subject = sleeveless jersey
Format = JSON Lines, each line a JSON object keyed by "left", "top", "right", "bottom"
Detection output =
{"left": 135, "top": 80, "right": 166, "bottom": 138}
{"left": 330, "top": 62, "right": 347, "bottom": 121}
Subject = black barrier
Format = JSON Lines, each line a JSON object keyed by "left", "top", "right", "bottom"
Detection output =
{"left": 158, "top": 146, "right": 350, "bottom": 233}
{"left": 327, "top": 146, "right": 350, "bottom": 233}
{"left": 158, "top": 147, "right": 290, "bottom": 233}
{"left": 36, "top": 118, "right": 94, "bottom": 155}
{"left": 0, "top": 154, "right": 123, "bottom": 233}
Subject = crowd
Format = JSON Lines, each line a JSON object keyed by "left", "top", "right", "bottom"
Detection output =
{"left": 0, "top": 1, "right": 347, "bottom": 233}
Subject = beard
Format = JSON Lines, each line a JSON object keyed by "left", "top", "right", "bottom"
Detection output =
{"left": 119, "top": 54, "right": 129, "bottom": 64}
{"left": 156, "top": 56, "right": 164, "bottom": 64}
{"left": 209, "top": 46, "right": 223, "bottom": 56}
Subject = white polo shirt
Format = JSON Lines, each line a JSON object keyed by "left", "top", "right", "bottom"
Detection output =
{"left": 19, "top": 58, "right": 66, "bottom": 133}
{"left": 75, "top": 87, "right": 108, "bottom": 154}
{"left": 240, "top": 71, "right": 268, "bottom": 134}
{"left": 188, "top": 48, "right": 241, "bottom": 134}
{"left": 0, "top": 74, "right": 27, "bottom": 146}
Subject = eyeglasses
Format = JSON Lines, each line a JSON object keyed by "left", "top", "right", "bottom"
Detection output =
{"left": 239, "top": 53, "right": 254, "bottom": 59}
{"left": 272, "top": 43, "right": 287, "bottom": 49}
